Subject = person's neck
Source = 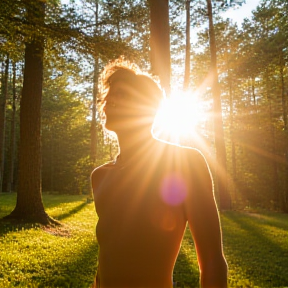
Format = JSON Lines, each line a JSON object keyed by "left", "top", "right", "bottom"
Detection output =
{"left": 115, "top": 127, "right": 153, "bottom": 163}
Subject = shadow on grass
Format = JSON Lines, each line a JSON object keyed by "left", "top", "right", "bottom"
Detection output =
{"left": 43, "top": 194, "right": 90, "bottom": 210}
{"left": 26, "top": 241, "right": 99, "bottom": 288}
{"left": 248, "top": 211, "right": 288, "bottom": 231}
{"left": 0, "top": 192, "right": 17, "bottom": 218}
{"left": 0, "top": 219, "right": 43, "bottom": 237}
{"left": 0, "top": 193, "right": 89, "bottom": 218}
{"left": 222, "top": 211, "right": 288, "bottom": 287}
{"left": 0, "top": 195, "right": 89, "bottom": 236}
{"left": 0, "top": 212, "right": 63, "bottom": 237}
{"left": 53, "top": 202, "right": 88, "bottom": 221}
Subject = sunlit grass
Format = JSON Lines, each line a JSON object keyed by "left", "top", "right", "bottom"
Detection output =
{"left": 1, "top": 194, "right": 288, "bottom": 287}
{"left": 0, "top": 193, "right": 98, "bottom": 288}
{"left": 221, "top": 211, "right": 288, "bottom": 288}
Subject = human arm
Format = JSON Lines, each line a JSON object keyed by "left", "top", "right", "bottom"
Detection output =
{"left": 184, "top": 151, "right": 227, "bottom": 288}
{"left": 90, "top": 164, "right": 110, "bottom": 211}
{"left": 91, "top": 168, "right": 100, "bottom": 210}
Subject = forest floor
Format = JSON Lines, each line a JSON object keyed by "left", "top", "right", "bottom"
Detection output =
{"left": 0, "top": 193, "right": 288, "bottom": 288}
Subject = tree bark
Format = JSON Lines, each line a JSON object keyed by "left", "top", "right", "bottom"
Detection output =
{"left": 90, "top": 1, "right": 99, "bottom": 168}
{"left": 279, "top": 49, "right": 287, "bottom": 130}
{"left": 206, "top": 0, "right": 231, "bottom": 210}
{"left": 284, "top": 150, "right": 288, "bottom": 212}
{"left": 266, "top": 68, "right": 279, "bottom": 208}
{"left": 0, "top": 55, "right": 9, "bottom": 192}
{"left": 183, "top": 0, "right": 190, "bottom": 91}
{"left": 6, "top": 62, "right": 17, "bottom": 193}
{"left": 91, "top": 57, "right": 99, "bottom": 165}
{"left": 4, "top": 0, "right": 57, "bottom": 225}
{"left": 228, "top": 63, "right": 236, "bottom": 180}
{"left": 148, "top": 0, "right": 171, "bottom": 94}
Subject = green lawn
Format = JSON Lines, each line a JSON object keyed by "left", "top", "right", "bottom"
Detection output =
{"left": 0, "top": 193, "right": 288, "bottom": 288}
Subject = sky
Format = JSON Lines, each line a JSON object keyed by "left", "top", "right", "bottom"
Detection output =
{"left": 222, "top": 0, "right": 261, "bottom": 26}
{"left": 189, "top": 0, "right": 262, "bottom": 44}
{"left": 61, "top": 0, "right": 262, "bottom": 27}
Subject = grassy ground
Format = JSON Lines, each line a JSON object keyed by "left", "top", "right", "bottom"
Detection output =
{"left": 0, "top": 193, "right": 98, "bottom": 288}
{"left": 0, "top": 193, "right": 288, "bottom": 288}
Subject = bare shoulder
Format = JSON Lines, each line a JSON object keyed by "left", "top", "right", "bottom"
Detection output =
{"left": 183, "top": 147, "right": 210, "bottom": 171}
{"left": 161, "top": 143, "right": 213, "bottom": 196}
{"left": 162, "top": 142, "right": 209, "bottom": 170}
{"left": 178, "top": 145, "right": 207, "bottom": 161}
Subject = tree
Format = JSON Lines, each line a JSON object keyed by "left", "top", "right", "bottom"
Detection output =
{"left": 5, "top": 0, "right": 57, "bottom": 224}
{"left": 89, "top": 0, "right": 100, "bottom": 169}
{"left": 5, "top": 61, "right": 18, "bottom": 193}
{"left": 148, "top": 0, "right": 171, "bottom": 94}
{"left": 206, "top": 0, "right": 231, "bottom": 209}
{"left": 41, "top": 58, "right": 91, "bottom": 194}
{"left": 183, "top": 0, "right": 191, "bottom": 90}
{"left": 0, "top": 55, "right": 9, "bottom": 192}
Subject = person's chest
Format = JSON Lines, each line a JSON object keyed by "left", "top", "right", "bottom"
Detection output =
{"left": 95, "top": 165, "right": 187, "bottom": 244}
{"left": 95, "top": 166, "right": 160, "bottom": 218}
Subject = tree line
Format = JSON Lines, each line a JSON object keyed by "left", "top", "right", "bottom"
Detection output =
{"left": 191, "top": 0, "right": 288, "bottom": 212}
{"left": 0, "top": 0, "right": 287, "bottom": 224}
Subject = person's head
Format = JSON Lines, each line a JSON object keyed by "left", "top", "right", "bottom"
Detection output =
{"left": 99, "top": 59, "right": 164, "bottom": 132}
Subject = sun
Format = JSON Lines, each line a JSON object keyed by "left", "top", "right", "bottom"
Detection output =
{"left": 152, "top": 90, "right": 208, "bottom": 145}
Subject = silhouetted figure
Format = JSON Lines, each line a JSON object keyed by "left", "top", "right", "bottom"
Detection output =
{"left": 91, "top": 60, "right": 227, "bottom": 288}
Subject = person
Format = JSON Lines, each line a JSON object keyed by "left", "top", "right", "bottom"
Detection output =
{"left": 91, "top": 59, "right": 228, "bottom": 288}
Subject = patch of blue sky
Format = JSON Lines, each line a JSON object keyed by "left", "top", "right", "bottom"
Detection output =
{"left": 222, "top": 0, "right": 261, "bottom": 27}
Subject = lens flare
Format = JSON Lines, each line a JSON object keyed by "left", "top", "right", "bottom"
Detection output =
{"left": 160, "top": 173, "right": 187, "bottom": 206}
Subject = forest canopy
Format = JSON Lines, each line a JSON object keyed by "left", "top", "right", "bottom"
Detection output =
{"left": 0, "top": 0, "right": 288, "bottom": 215}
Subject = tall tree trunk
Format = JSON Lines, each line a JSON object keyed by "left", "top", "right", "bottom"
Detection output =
{"left": 226, "top": 48, "right": 236, "bottom": 181}
{"left": 5, "top": 0, "right": 56, "bottom": 224}
{"left": 183, "top": 0, "right": 190, "bottom": 91}
{"left": 90, "top": 0, "right": 99, "bottom": 168}
{"left": 0, "top": 55, "right": 9, "bottom": 192}
{"left": 206, "top": 0, "right": 231, "bottom": 210}
{"left": 50, "top": 127, "right": 54, "bottom": 191}
{"left": 266, "top": 69, "right": 279, "bottom": 208}
{"left": 148, "top": 0, "right": 171, "bottom": 94}
{"left": 279, "top": 49, "right": 287, "bottom": 130}
{"left": 251, "top": 77, "right": 256, "bottom": 106}
{"left": 228, "top": 65, "right": 236, "bottom": 181}
{"left": 6, "top": 62, "right": 17, "bottom": 193}
{"left": 91, "top": 57, "right": 99, "bottom": 166}
{"left": 284, "top": 150, "right": 288, "bottom": 212}
{"left": 251, "top": 76, "right": 258, "bottom": 115}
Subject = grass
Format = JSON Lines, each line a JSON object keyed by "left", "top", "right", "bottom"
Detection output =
{"left": 0, "top": 193, "right": 98, "bottom": 288}
{"left": 221, "top": 211, "right": 288, "bottom": 288}
{"left": 1, "top": 193, "right": 288, "bottom": 288}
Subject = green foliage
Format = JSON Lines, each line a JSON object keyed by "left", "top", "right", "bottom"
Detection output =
{"left": 41, "top": 60, "right": 94, "bottom": 194}
{"left": 1, "top": 194, "right": 288, "bottom": 287}
{"left": 191, "top": 0, "right": 288, "bottom": 211}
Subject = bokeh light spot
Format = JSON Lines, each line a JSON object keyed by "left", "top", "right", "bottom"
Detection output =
{"left": 160, "top": 173, "right": 187, "bottom": 206}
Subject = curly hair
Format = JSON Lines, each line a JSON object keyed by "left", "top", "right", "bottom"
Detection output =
{"left": 98, "top": 58, "right": 164, "bottom": 114}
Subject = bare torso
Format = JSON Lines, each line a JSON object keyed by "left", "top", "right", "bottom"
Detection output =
{"left": 92, "top": 141, "right": 209, "bottom": 288}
